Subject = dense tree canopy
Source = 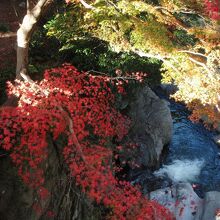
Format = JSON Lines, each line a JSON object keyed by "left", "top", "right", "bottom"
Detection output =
{"left": 46, "top": 0, "right": 220, "bottom": 127}
{"left": 13, "top": 0, "right": 220, "bottom": 126}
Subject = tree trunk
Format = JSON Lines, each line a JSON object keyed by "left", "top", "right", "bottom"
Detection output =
{"left": 16, "top": 45, "right": 29, "bottom": 80}
{"left": 16, "top": 0, "right": 54, "bottom": 80}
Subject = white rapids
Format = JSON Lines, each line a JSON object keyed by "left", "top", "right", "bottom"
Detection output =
{"left": 154, "top": 159, "right": 204, "bottom": 183}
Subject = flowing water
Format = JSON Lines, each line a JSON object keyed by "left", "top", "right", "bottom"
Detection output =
{"left": 134, "top": 93, "right": 220, "bottom": 197}
{"left": 160, "top": 99, "right": 220, "bottom": 194}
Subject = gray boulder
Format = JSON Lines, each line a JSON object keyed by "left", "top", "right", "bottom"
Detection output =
{"left": 122, "top": 86, "right": 173, "bottom": 168}
{"left": 160, "top": 83, "right": 178, "bottom": 96}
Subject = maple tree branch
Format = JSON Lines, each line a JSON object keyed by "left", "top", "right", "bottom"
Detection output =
{"left": 133, "top": 49, "right": 165, "bottom": 60}
{"left": 175, "top": 10, "right": 209, "bottom": 24}
{"left": 64, "top": 109, "right": 87, "bottom": 163}
{"left": 79, "top": 0, "right": 95, "bottom": 9}
{"left": 155, "top": 6, "right": 197, "bottom": 15}
{"left": 155, "top": 6, "right": 202, "bottom": 17}
{"left": 134, "top": 49, "right": 212, "bottom": 77}
{"left": 188, "top": 57, "right": 211, "bottom": 74}
{"left": 154, "top": 5, "right": 213, "bottom": 30}
{"left": 86, "top": 70, "right": 145, "bottom": 81}
{"left": 179, "top": 50, "right": 207, "bottom": 59}
{"left": 133, "top": 49, "right": 181, "bottom": 74}
{"left": 105, "top": 0, "right": 121, "bottom": 12}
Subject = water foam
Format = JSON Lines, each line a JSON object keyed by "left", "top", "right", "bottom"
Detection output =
{"left": 154, "top": 159, "right": 204, "bottom": 182}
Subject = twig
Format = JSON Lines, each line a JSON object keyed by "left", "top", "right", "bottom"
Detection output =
{"left": 0, "top": 153, "right": 8, "bottom": 157}
{"left": 105, "top": 0, "right": 121, "bottom": 12}
{"left": 86, "top": 70, "right": 145, "bottom": 81}
{"left": 12, "top": 4, "right": 19, "bottom": 17}
{"left": 63, "top": 108, "right": 87, "bottom": 163}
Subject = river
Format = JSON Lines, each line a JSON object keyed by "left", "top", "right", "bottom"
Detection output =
{"left": 156, "top": 97, "right": 220, "bottom": 196}
{"left": 132, "top": 91, "right": 220, "bottom": 198}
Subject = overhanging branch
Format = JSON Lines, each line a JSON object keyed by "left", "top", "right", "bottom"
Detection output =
{"left": 133, "top": 49, "right": 181, "bottom": 74}
{"left": 188, "top": 57, "right": 211, "bottom": 75}
{"left": 179, "top": 50, "right": 207, "bottom": 59}
{"left": 79, "top": 0, "right": 95, "bottom": 9}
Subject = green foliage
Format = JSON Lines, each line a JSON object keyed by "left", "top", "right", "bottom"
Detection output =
{"left": 173, "top": 29, "right": 197, "bottom": 46}
{"left": 130, "top": 18, "right": 173, "bottom": 53}
{"left": 174, "top": 12, "right": 206, "bottom": 27}
{"left": 35, "top": 4, "right": 163, "bottom": 85}
{"left": 58, "top": 38, "right": 162, "bottom": 85}
{"left": 0, "top": 23, "right": 10, "bottom": 32}
{"left": 29, "top": 23, "right": 162, "bottom": 86}
{"left": 45, "top": 1, "right": 175, "bottom": 54}
{"left": 45, "top": 4, "right": 88, "bottom": 49}
{"left": 0, "top": 66, "right": 15, "bottom": 104}
{"left": 30, "top": 28, "right": 60, "bottom": 61}
{"left": 43, "top": 0, "right": 176, "bottom": 86}
{"left": 33, "top": 0, "right": 220, "bottom": 128}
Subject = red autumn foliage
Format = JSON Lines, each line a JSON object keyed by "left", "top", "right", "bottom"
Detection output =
{"left": 0, "top": 64, "right": 172, "bottom": 219}
{"left": 204, "top": 0, "right": 220, "bottom": 20}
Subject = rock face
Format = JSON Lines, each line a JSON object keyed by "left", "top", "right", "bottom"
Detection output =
{"left": 150, "top": 184, "right": 220, "bottom": 220}
{"left": 0, "top": 138, "right": 101, "bottom": 220}
{"left": 159, "top": 83, "right": 178, "bottom": 96}
{"left": 122, "top": 86, "right": 173, "bottom": 169}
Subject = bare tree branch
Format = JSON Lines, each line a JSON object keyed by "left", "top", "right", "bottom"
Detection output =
{"left": 79, "top": 0, "right": 95, "bottom": 9}
{"left": 179, "top": 50, "right": 207, "bottom": 59}
{"left": 133, "top": 49, "right": 182, "bottom": 74}
{"left": 188, "top": 57, "right": 211, "bottom": 75}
